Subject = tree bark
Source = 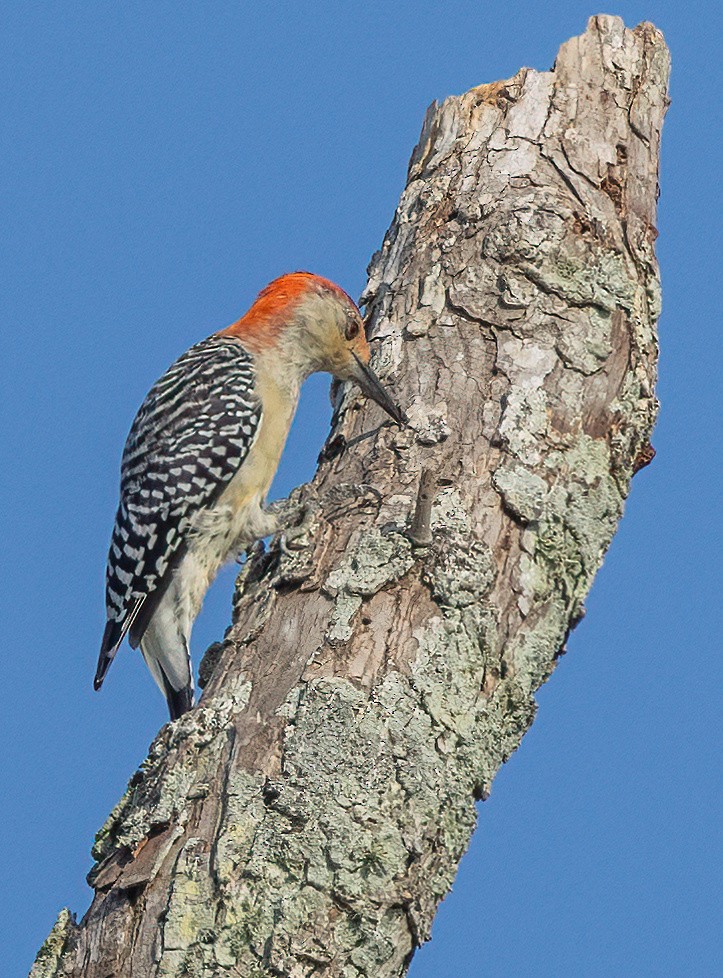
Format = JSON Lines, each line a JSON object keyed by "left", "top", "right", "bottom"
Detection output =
{"left": 33, "top": 15, "right": 669, "bottom": 978}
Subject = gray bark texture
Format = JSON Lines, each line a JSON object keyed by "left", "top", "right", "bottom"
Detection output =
{"left": 33, "top": 15, "right": 669, "bottom": 978}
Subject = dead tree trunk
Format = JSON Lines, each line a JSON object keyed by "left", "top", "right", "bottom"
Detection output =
{"left": 33, "top": 15, "right": 669, "bottom": 978}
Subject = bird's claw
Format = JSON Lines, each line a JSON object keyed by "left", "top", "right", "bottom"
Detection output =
{"left": 237, "top": 539, "right": 265, "bottom": 564}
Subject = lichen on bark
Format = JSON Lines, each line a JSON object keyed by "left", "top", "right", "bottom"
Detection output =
{"left": 33, "top": 15, "right": 669, "bottom": 978}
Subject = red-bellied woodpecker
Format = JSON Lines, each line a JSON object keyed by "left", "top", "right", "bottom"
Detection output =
{"left": 94, "top": 272, "right": 406, "bottom": 720}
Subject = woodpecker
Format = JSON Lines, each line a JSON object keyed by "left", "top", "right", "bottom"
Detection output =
{"left": 95, "top": 272, "right": 406, "bottom": 720}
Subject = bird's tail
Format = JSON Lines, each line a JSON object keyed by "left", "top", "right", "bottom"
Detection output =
{"left": 140, "top": 628, "right": 195, "bottom": 721}
{"left": 94, "top": 597, "right": 145, "bottom": 691}
{"left": 94, "top": 620, "right": 124, "bottom": 690}
{"left": 159, "top": 673, "right": 194, "bottom": 721}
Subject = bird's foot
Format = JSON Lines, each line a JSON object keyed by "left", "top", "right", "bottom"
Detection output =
{"left": 236, "top": 538, "right": 265, "bottom": 564}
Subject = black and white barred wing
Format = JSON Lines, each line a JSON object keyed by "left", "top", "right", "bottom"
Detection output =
{"left": 95, "top": 335, "right": 261, "bottom": 689}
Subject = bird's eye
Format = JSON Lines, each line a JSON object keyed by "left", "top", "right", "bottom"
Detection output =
{"left": 345, "top": 319, "right": 360, "bottom": 341}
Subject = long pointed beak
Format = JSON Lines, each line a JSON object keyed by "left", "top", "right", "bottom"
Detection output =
{"left": 351, "top": 352, "right": 408, "bottom": 426}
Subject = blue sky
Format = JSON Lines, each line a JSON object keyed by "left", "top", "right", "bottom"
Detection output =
{"left": 2, "top": 2, "right": 720, "bottom": 976}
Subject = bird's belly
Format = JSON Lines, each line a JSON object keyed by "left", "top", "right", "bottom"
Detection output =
{"left": 173, "top": 368, "right": 296, "bottom": 624}
{"left": 188, "top": 494, "right": 268, "bottom": 574}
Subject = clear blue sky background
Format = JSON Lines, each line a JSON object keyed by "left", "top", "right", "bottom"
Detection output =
{"left": 2, "top": 2, "right": 720, "bottom": 976}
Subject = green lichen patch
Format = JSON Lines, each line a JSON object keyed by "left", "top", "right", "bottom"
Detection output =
{"left": 92, "top": 700, "right": 243, "bottom": 866}
{"left": 327, "top": 529, "right": 414, "bottom": 598}
{"left": 498, "top": 385, "right": 549, "bottom": 464}
{"left": 326, "top": 529, "right": 415, "bottom": 642}
{"left": 411, "top": 611, "right": 491, "bottom": 734}
{"left": 465, "top": 678, "right": 538, "bottom": 792}
{"left": 212, "top": 768, "right": 266, "bottom": 888}
{"left": 493, "top": 464, "right": 550, "bottom": 522}
{"left": 30, "top": 908, "right": 76, "bottom": 978}
{"left": 159, "top": 838, "right": 217, "bottom": 967}
{"left": 555, "top": 306, "right": 614, "bottom": 374}
{"left": 505, "top": 597, "right": 570, "bottom": 688}
{"left": 428, "top": 539, "right": 495, "bottom": 609}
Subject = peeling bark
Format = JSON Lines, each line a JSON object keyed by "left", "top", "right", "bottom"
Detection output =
{"left": 33, "top": 16, "right": 669, "bottom": 978}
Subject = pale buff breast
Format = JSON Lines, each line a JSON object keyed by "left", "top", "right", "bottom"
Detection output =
{"left": 186, "top": 364, "right": 298, "bottom": 590}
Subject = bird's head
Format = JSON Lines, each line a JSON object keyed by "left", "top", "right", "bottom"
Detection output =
{"left": 223, "top": 272, "right": 407, "bottom": 425}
